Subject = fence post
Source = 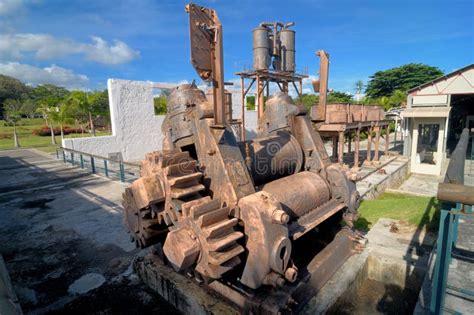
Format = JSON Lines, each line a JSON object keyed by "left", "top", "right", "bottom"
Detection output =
{"left": 104, "top": 160, "right": 109, "bottom": 177}
{"left": 91, "top": 156, "right": 96, "bottom": 173}
{"left": 62, "top": 150, "right": 66, "bottom": 163}
{"left": 430, "top": 204, "right": 455, "bottom": 315}
{"left": 71, "top": 152, "right": 74, "bottom": 166}
{"left": 119, "top": 163, "right": 125, "bottom": 182}
{"left": 80, "top": 154, "right": 84, "bottom": 169}
{"left": 56, "top": 148, "right": 59, "bottom": 159}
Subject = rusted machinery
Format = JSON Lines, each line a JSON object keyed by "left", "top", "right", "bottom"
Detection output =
{"left": 311, "top": 52, "right": 390, "bottom": 167}
{"left": 122, "top": 3, "right": 362, "bottom": 313}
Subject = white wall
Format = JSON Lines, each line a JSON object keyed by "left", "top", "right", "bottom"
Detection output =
{"left": 229, "top": 89, "right": 258, "bottom": 140}
{"left": 62, "top": 79, "right": 165, "bottom": 162}
{"left": 62, "top": 80, "right": 260, "bottom": 162}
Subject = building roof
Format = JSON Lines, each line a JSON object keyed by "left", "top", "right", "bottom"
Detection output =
{"left": 407, "top": 64, "right": 474, "bottom": 94}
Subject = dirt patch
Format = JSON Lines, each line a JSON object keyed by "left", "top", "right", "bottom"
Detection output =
{"left": 329, "top": 279, "right": 419, "bottom": 315}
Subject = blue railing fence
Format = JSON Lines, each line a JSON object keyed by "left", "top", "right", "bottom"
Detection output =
{"left": 56, "top": 147, "right": 140, "bottom": 183}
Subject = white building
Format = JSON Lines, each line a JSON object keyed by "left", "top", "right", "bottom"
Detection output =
{"left": 403, "top": 64, "right": 474, "bottom": 175}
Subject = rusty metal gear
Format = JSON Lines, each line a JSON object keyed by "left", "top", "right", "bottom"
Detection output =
{"left": 122, "top": 187, "right": 165, "bottom": 248}
{"left": 164, "top": 196, "right": 244, "bottom": 279}
{"left": 124, "top": 149, "right": 244, "bottom": 279}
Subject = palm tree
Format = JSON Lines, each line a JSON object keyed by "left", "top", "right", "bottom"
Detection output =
{"left": 37, "top": 101, "right": 57, "bottom": 145}
{"left": 68, "top": 91, "right": 98, "bottom": 136}
{"left": 354, "top": 80, "right": 364, "bottom": 103}
{"left": 50, "top": 101, "right": 74, "bottom": 142}
{"left": 378, "top": 96, "right": 390, "bottom": 111}
{"left": 4, "top": 99, "right": 23, "bottom": 148}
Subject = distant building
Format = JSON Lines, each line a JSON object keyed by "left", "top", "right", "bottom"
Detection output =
{"left": 402, "top": 64, "right": 474, "bottom": 175}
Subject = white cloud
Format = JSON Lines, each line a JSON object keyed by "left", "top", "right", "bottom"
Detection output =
{"left": 0, "top": 0, "right": 23, "bottom": 16}
{"left": 85, "top": 36, "right": 139, "bottom": 65}
{"left": 0, "top": 62, "right": 89, "bottom": 89}
{"left": 0, "top": 33, "right": 139, "bottom": 64}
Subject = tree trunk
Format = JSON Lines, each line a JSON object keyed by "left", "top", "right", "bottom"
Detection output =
{"left": 50, "top": 123, "right": 57, "bottom": 145}
{"left": 13, "top": 124, "right": 20, "bottom": 148}
{"left": 89, "top": 111, "right": 96, "bottom": 137}
{"left": 60, "top": 124, "right": 64, "bottom": 142}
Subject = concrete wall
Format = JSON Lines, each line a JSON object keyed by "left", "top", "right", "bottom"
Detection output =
{"left": 62, "top": 79, "right": 165, "bottom": 162}
{"left": 62, "top": 80, "right": 259, "bottom": 162}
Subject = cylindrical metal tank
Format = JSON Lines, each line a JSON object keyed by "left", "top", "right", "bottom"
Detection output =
{"left": 205, "top": 89, "right": 232, "bottom": 121}
{"left": 239, "top": 131, "right": 303, "bottom": 185}
{"left": 261, "top": 171, "right": 331, "bottom": 218}
{"left": 280, "top": 29, "right": 295, "bottom": 72}
{"left": 253, "top": 27, "right": 271, "bottom": 71}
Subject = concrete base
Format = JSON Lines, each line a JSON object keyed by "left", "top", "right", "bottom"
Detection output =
{"left": 356, "top": 156, "right": 410, "bottom": 200}
{"left": 133, "top": 254, "right": 239, "bottom": 315}
{"left": 328, "top": 218, "right": 435, "bottom": 314}
{"left": 133, "top": 219, "right": 434, "bottom": 314}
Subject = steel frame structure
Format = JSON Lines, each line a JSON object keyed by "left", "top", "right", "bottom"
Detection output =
{"left": 235, "top": 69, "right": 308, "bottom": 140}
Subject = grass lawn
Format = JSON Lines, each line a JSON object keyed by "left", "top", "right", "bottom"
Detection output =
{"left": 0, "top": 119, "right": 111, "bottom": 154}
{"left": 354, "top": 192, "right": 439, "bottom": 233}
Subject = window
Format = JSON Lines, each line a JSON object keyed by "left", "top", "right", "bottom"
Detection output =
{"left": 416, "top": 123, "right": 439, "bottom": 165}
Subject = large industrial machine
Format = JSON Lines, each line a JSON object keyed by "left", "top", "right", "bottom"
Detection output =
{"left": 122, "top": 3, "right": 362, "bottom": 313}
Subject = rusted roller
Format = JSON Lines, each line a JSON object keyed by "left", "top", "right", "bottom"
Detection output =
{"left": 261, "top": 171, "right": 330, "bottom": 218}
{"left": 240, "top": 131, "right": 303, "bottom": 185}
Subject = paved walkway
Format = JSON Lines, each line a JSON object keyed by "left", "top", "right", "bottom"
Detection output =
{"left": 389, "top": 174, "right": 441, "bottom": 197}
{"left": 0, "top": 149, "right": 176, "bottom": 314}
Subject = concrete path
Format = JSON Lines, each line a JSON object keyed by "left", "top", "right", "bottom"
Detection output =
{"left": 0, "top": 149, "right": 177, "bottom": 314}
{"left": 389, "top": 174, "right": 441, "bottom": 197}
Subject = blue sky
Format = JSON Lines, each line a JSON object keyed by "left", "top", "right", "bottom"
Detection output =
{"left": 0, "top": 0, "right": 473, "bottom": 94}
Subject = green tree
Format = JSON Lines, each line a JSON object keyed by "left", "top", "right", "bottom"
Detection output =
{"left": 327, "top": 91, "right": 353, "bottom": 103}
{"left": 0, "top": 75, "right": 30, "bottom": 118}
{"left": 3, "top": 99, "right": 23, "bottom": 147}
{"left": 355, "top": 80, "right": 364, "bottom": 94}
{"left": 68, "top": 91, "right": 106, "bottom": 136}
{"left": 29, "top": 84, "right": 69, "bottom": 102}
{"left": 154, "top": 96, "right": 167, "bottom": 114}
{"left": 365, "top": 63, "right": 443, "bottom": 98}
{"left": 354, "top": 80, "right": 364, "bottom": 104}
{"left": 37, "top": 100, "right": 59, "bottom": 145}
{"left": 246, "top": 96, "right": 255, "bottom": 111}
{"left": 296, "top": 90, "right": 353, "bottom": 109}
{"left": 21, "top": 99, "right": 38, "bottom": 119}
{"left": 388, "top": 90, "right": 407, "bottom": 108}
{"left": 50, "top": 102, "right": 75, "bottom": 141}
{"left": 296, "top": 94, "right": 318, "bottom": 110}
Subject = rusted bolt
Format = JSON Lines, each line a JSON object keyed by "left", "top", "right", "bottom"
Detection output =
{"left": 284, "top": 267, "right": 298, "bottom": 282}
{"left": 263, "top": 272, "right": 285, "bottom": 288}
{"left": 272, "top": 209, "right": 289, "bottom": 224}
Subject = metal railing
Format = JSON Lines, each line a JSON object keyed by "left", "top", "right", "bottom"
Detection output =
{"left": 56, "top": 147, "right": 140, "bottom": 183}
{"left": 430, "top": 128, "right": 474, "bottom": 314}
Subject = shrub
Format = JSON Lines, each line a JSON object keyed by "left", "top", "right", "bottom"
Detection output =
{"left": 32, "top": 126, "right": 84, "bottom": 136}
